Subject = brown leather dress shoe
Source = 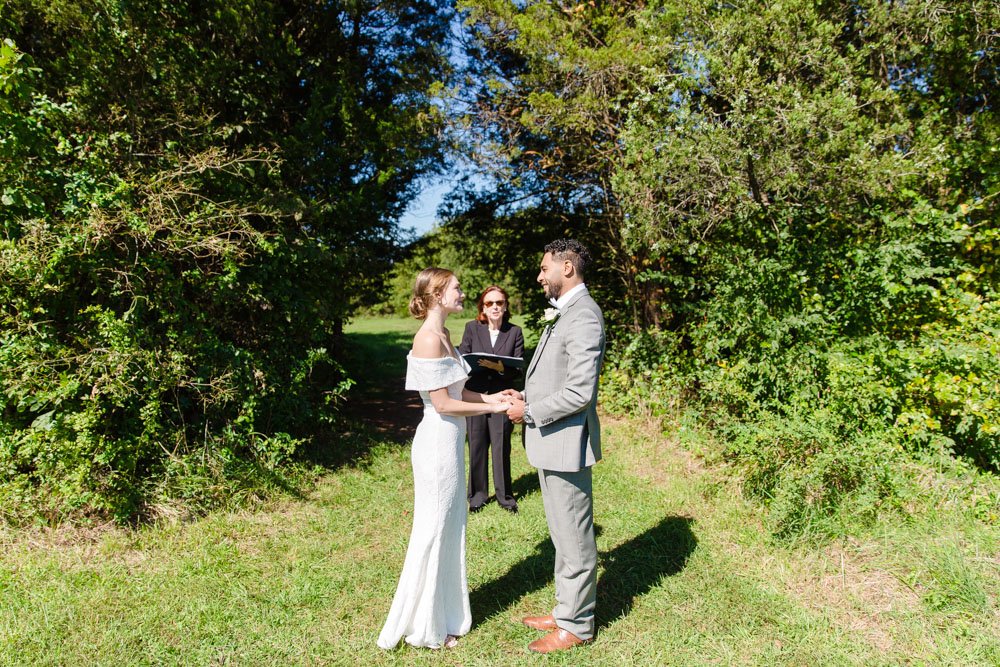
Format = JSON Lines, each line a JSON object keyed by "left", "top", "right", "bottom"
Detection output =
{"left": 521, "top": 614, "right": 558, "bottom": 631}
{"left": 528, "top": 628, "right": 589, "bottom": 654}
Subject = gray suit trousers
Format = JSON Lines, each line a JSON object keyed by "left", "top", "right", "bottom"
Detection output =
{"left": 538, "top": 466, "right": 597, "bottom": 640}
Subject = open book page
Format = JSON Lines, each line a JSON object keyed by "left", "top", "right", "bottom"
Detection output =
{"left": 462, "top": 352, "right": 525, "bottom": 372}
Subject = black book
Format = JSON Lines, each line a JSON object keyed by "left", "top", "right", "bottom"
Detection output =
{"left": 462, "top": 353, "right": 525, "bottom": 373}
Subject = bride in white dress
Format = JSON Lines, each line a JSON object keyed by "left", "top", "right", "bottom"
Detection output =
{"left": 378, "top": 268, "right": 511, "bottom": 651}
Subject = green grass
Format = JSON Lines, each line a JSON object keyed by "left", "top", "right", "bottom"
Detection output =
{"left": 0, "top": 316, "right": 997, "bottom": 665}
{"left": 340, "top": 317, "right": 420, "bottom": 397}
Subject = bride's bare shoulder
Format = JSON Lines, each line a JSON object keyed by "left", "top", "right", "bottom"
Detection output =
{"left": 412, "top": 328, "right": 445, "bottom": 359}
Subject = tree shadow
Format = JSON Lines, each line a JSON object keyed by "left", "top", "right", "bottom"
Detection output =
{"left": 595, "top": 515, "right": 696, "bottom": 631}
{"left": 338, "top": 329, "right": 414, "bottom": 398}
{"left": 336, "top": 329, "right": 418, "bottom": 441}
{"left": 301, "top": 329, "right": 422, "bottom": 469}
{"left": 470, "top": 514, "right": 697, "bottom": 631}
{"left": 470, "top": 538, "right": 554, "bottom": 629}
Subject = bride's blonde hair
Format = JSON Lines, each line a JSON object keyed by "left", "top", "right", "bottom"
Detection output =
{"left": 409, "top": 267, "right": 455, "bottom": 319}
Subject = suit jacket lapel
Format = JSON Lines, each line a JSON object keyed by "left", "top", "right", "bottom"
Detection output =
{"left": 475, "top": 321, "right": 489, "bottom": 352}
{"left": 494, "top": 324, "right": 510, "bottom": 352}
{"left": 527, "top": 325, "right": 551, "bottom": 377}
{"left": 526, "top": 287, "right": 589, "bottom": 378}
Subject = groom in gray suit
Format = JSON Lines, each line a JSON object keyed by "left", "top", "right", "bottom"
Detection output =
{"left": 506, "top": 239, "right": 605, "bottom": 654}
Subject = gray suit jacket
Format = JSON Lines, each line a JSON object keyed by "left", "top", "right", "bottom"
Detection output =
{"left": 523, "top": 287, "right": 605, "bottom": 472}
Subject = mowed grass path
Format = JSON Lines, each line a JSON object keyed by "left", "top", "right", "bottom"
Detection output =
{"left": 1, "top": 317, "right": 996, "bottom": 665}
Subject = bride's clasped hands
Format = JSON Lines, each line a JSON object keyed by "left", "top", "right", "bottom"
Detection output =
{"left": 480, "top": 392, "right": 512, "bottom": 413}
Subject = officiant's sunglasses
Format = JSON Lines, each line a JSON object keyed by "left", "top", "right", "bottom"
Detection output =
{"left": 483, "top": 299, "right": 506, "bottom": 307}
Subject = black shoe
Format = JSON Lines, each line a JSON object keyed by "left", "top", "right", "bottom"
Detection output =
{"left": 501, "top": 504, "right": 518, "bottom": 514}
{"left": 470, "top": 503, "right": 485, "bottom": 513}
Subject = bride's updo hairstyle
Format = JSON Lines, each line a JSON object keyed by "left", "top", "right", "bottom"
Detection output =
{"left": 409, "top": 267, "right": 455, "bottom": 319}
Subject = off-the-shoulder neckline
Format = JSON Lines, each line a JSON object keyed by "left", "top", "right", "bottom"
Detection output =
{"left": 407, "top": 352, "right": 462, "bottom": 361}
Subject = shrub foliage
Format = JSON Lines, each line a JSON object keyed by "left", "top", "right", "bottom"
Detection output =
{"left": 0, "top": 1, "right": 452, "bottom": 523}
{"left": 456, "top": 0, "right": 999, "bottom": 536}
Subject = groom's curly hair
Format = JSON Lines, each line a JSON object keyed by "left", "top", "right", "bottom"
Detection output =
{"left": 545, "top": 238, "right": 591, "bottom": 279}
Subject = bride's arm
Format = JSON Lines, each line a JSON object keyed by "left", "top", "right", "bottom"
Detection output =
{"left": 462, "top": 388, "right": 505, "bottom": 403}
{"left": 429, "top": 387, "right": 509, "bottom": 417}
{"left": 412, "top": 330, "right": 508, "bottom": 416}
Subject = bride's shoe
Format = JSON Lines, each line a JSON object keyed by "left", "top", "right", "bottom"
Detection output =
{"left": 428, "top": 635, "right": 459, "bottom": 650}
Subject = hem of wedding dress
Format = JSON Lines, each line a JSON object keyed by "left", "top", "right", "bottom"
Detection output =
{"left": 376, "top": 630, "right": 467, "bottom": 651}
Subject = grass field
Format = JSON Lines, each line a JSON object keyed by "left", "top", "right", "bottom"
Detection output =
{"left": 1, "top": 317, "right": 997, "bottom": 665}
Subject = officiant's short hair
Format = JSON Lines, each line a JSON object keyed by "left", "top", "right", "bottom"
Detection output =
{"left": 475, "top": 285, "right": 511, "bottom": 324}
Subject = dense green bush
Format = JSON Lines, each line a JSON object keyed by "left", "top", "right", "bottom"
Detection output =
{"left": 0, "top": 46, "right": 346, "bottom": 522}
{"left": 725, "top": 410, "right": 905, "bottom": 539}
{"left": 602, "top": 202, "right": 997, "bottom": 536}
{"left": 601, "top": 328, "right": 690, "bottom": 419}
{"left": 896, "top": 297, "right": 1000, "bottom": 469}
{"left": 459, "top": 0, "right": 999, "bottom": 538}
{"left": 0, "top": 0, "right": 452, "bottom": 524}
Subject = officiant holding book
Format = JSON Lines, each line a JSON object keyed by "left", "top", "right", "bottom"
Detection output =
{"left": 458, "top": 285, "right": 525, "bottom": 514}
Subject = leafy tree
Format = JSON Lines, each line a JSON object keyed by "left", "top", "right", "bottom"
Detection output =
{"left": 0, "top": 0, "right": 453, "bottom": 522}
{"left": 455, "top": 0, "right": 1000, "bottom": 535}
{"left": 446, "top": 0, "right": 652, "bottom": 323}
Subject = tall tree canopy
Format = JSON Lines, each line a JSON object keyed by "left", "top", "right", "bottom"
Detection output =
{"left": 3, "top": 0, "right": 998, "bottom": 533}
{"left": 450, "top": 0, "right": 998, "bottom": 534}
{"left": 454, "top": 0, "right": 997, "bottom": 321}
{"left": 0, "top": 0, "right": 453, "bottom": 521}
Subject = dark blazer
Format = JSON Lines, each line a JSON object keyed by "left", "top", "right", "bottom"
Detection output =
{"left": 458, "top": 320, "right": 525, "bottom": 394}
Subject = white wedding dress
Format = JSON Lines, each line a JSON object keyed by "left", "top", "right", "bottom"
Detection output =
{"left": 377, "top": 353, "right": 473, "bottom": 650}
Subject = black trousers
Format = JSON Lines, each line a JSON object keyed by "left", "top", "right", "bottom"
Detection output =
{"left": 466, "top": 411, "right": 515, "bottom": 508}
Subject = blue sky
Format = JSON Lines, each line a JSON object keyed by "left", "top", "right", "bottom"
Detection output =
{"left": 399, "top": 179, "right": 450, "bottom": 237}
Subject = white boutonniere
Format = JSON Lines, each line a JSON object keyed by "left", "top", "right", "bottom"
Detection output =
{"left": 541, "top": 307, "right": 560, "bottom": 324}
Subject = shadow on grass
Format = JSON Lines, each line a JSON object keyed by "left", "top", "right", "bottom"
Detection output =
{"left": 470, "top": 515, "right": 696, "bottom": 632}
{"left": 511, "top": 470, "right": 540, "bottom": 500}
{"left": 595, "top": 515, "right": 696, "bottom": 630}
{"left": 338, "top": 329, "right": 414, "bottom": 400}
{"left": 470, "top": 537, "right": 554, "bottom": 629}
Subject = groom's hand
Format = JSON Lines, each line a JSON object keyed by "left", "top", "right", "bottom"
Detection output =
{"left": 500, "top": 389, "right": 523, "bottom": 400}
{"left": 507, "top": 397, "right": 526, "bottom": 423}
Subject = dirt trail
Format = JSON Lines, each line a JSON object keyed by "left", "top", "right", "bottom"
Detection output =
{"left": 343, "top": 378, "right": 424, "bottom": 443}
